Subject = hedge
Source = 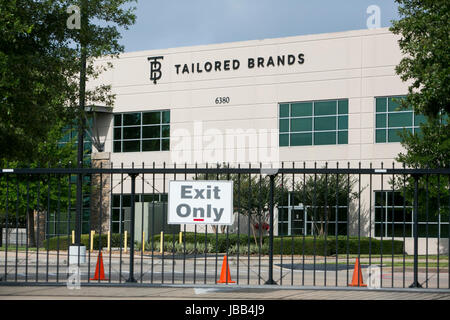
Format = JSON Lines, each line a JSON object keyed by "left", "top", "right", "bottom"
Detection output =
{"left": 43, "top": 233, "right": 131, "bottom": 251}
{"left": 151, "top": 232, "right": 253, "bottom": 253}
{"left": 269, "top": 236, "right": 404, "bottom": 255}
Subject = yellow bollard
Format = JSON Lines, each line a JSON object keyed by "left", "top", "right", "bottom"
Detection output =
{"left": 107, "top": 231, "right": 110, "bottom": 252}
{"left": 160, "top": 231, "right": 164, "bottom": 253}
{"left": 71, "top": 230, "right": 75, "bottom": 244}
{"left": 90, "top": 230, "right": 95, "bottom": 252}
{"left": 179, "top": 231, "right": 183, "bottom": 244}
{"left": 124, "top": 231, "right": 127, "bottom": 253}
{"left": 142, "top": 231, "right": 145, "bottom": 253}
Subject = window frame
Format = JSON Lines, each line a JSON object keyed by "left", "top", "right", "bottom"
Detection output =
{"left": 279, "top": 99, "right": 349, "bottom": 147}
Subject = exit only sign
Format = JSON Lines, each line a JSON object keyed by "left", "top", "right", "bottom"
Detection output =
{"left": 167, "top": 180, "right": 233, "bottom": 225}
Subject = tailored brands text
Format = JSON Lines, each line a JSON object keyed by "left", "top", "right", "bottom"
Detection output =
{"left": 174, "top": 53, "right": 305, "bottom": 74}
{"left": 148, "top": 53, "right": 305, "bottom": 84}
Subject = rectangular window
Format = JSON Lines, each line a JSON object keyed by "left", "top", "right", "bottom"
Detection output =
{"left": 113, "top": 110, "right": 170, "bottom": 152}
{"left": 375, "top": 96, "right": 424, "bottom": 143}
{"left": 279, "top": 99, "right": 348, "bottom": 147}
{"left": 374, "top": 191, "right": 449, "bottom": 238}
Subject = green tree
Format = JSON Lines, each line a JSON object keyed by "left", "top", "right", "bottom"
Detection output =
{"left": 390, "top": 0, "right": 449, "bottom": 118}
{"left": 0, "top": 0, "right": 137, "bottom": 162}
{"left": 389, "top": 1, "right": 449, "bottom": 232}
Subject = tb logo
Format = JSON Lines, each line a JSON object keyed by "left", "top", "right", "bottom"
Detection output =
{"left": 148, "top": 56, "right": 164, "bottom": 84}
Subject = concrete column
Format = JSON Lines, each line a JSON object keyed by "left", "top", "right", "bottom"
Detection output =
{"left": 90, "top": 152, "right": 111, "bottom": 234}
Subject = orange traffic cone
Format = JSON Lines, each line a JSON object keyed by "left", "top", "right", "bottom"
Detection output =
{"left": 348, "top": 258, "right": 367, "bottom": 287}
{"left": 217, "top": 255, "right": 235, "bottom": 284}
{"left": 90, "top": 252, "right": 108, "bottom": 281}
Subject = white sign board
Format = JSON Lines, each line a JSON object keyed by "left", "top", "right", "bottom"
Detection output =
{"left": 168, "top": 180, "right": 233, "bottom": 225}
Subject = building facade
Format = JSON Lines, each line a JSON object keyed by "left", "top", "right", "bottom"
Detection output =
{"left": 86, "top": 28, "right": 447, "bottom": 253}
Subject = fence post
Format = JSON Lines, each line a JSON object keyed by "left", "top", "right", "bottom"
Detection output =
{"left": 409, "top": 173, "right": 423, "bottom": 288}
{"left": 262, "top": 168, "right": 278, "bottom": 285}
{"left": 126, "top": 172, "right": 138, "bottom": 283}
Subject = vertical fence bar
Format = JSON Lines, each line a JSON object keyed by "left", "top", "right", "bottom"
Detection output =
{"left": 66, "top": 171, "right": 72, "bottom": 279}
{"left": 313, "top": 162, "right": 317, "bottom": 286}
{"left": 126, "top": 164, "right": 137, "bottom": 283}
{"left": 97, "top": 162, "right": 103, "bottom": 283}
{"left": 335, "top": 162, "right": 339, "bottom": 287}
{"left": 402, "top": 164, "right": 406, "bottom": 288}
{"left": 258, "top": 164, "right": 262, "bottom": 285}
{"left": 45, "top": 170, "right": 50, "bottom": 282}
{"left": 346, "top": 162, "right": 350, "bottom": 287}
{"left": 35, "top": 173, "right": 40, "bottom": 282}
{"left": 25, "top": 175, "right": 30, "bottom": 282}
{"left": 369, "top": 163, "right": 372, "bottom": 276}
{"left": 425, "top": 172, "right": 429, "bottom": 288}
{"left": 150, "top": 162, "right": 155, "bottom": 284}
{"left": 237, "top": 163, "right": 241, "bottom": 285}
{"left": 183, "top": 163, "right": 187, "bottom": 285}
{"left": 291, "top": 162, "right": 295, "bottom": 286}
{"left": 15, "top": 173, "right": 19, "bottom": 282}
{"left": 204, "top": 163, "right": 208, "bottom": 285}
{"left": 56, "top": 169, "right": 62, "bottom": 283}
{"left": 162, "top": 162, "right": 166, "bottom": 284}
{"left": 4, "top": 171, "right": 9, "bottom": 282}
{"left": 215, "top": 163, "right": 219, "bottom": 285}
{"left": 324, "top": 162, "right": 328, "bottom": 287}
{"left": 173, "top": 163, "right": 177, "bottom": 284}
{"left": 264, "top": 170, "right": 277, "bottom": 285}
{"left": 247, "top": 163, "right": 251, "bottom": 285}
{"left": 302, "top": 162, "right": 306, "bottom": 285}
{"left": 380, "top": 162, "right": 384, "bottom": 288}
{"left": 391, "top": 162, "right": 395, "bottom": 288}
{"left": 118, "top": 164, "right": 123, "bottom": 282}
{"left": 141, "top": 162, "right": 145, "bottom": 283}
{"left": 109, "top": 162, "right": 113, "bottom": 283}
{"left": 409, "top": 174, "right": 422, "bottom": 288}
{"left": 279, "top": 162, "right": 284, "bottom": 286}
{"left": 437, "top": 174, "right": 441, "bottom": 288}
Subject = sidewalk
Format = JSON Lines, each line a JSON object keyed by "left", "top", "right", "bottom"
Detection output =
{"left": 0, "top": 284, "right": 449, "bottom": 300}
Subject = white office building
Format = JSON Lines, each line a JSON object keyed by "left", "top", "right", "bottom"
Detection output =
{"left": 85, "top": 27, "right": 447, "bottom": 254}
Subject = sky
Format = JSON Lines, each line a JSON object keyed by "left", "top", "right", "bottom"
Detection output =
{"left": 118, "top": 0, "right": 401, "bottom": 52}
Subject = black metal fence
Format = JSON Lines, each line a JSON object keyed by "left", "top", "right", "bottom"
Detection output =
{"left": 0, "top": 163, "right": 449, "bottom": 289}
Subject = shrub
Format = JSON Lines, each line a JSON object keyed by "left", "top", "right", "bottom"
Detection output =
{"left": 43, "top": 233, "right": 131, "bottom": 251}
{"left": 268, "top": 236, "right": 404, "bottom": 255}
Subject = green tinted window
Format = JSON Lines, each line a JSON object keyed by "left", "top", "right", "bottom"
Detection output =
{"left": 314, "top": 101, "right": 336, "bottom": 116}
{"left": 338, "top": 131, "right": 348, "bottom": 144}
{"left": 375, "top": 129, "right": 386, "bottom": 143}
{"left": 123, "top": 127, "right": 140, "bottom": 140}
{"left": 280, "top": 119, "right": 289, "bottom": 133}
{"left": 314, "top": 132, "right": 336, "bottom": 145}
{"left": 388, "top": 112, "right": 413, "bottom": 128}
{"left": 279, "top": 104, "right": 289, "bottom": 118}
{"left": 375, "top": 96, "right": 420, "bottom": 144}
{"left": 143, "top": 112, "right": 160, "bottom": 125}
{"left": 376, "top": 98, "right": 387, "bottom": 112}
{"left": 338, "top": 116, "right": 348, "bottom": 130}
{"left": 376, "top": 114, "right": 386, "bottom": 128}
{"left": 279, "top": 134, "right": 289, "bottom": 146}
{"left": 291, "top": 102, "right": 312, "bottom": 117}
{"left": 142, "top": 126, "right": 160, "bottom": 139}
{"left": 279, "top": 99, "right": 348, "bottom": 147}
{"left": 113, "top": 110, "right": 170, "bottom": 152}
{"left": 123, "top": 140, "right": 140, "bottom": 152}
{"left": 123, "top": 113, "right": 141, "bottom": 126}
{"left": 314, "top": 117, "right": 336, "bottom": 131}
{"left": 114, "top": 114, "right": 122, "bottom": 126}
{"left": 291, "top": 118, "right": 312, "bottom": 132}
{"left": 291, "top": 133, "right": 312, "bottom": 146}
{"left": 338, "top": 100, "right": 348, "bottom": 114}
